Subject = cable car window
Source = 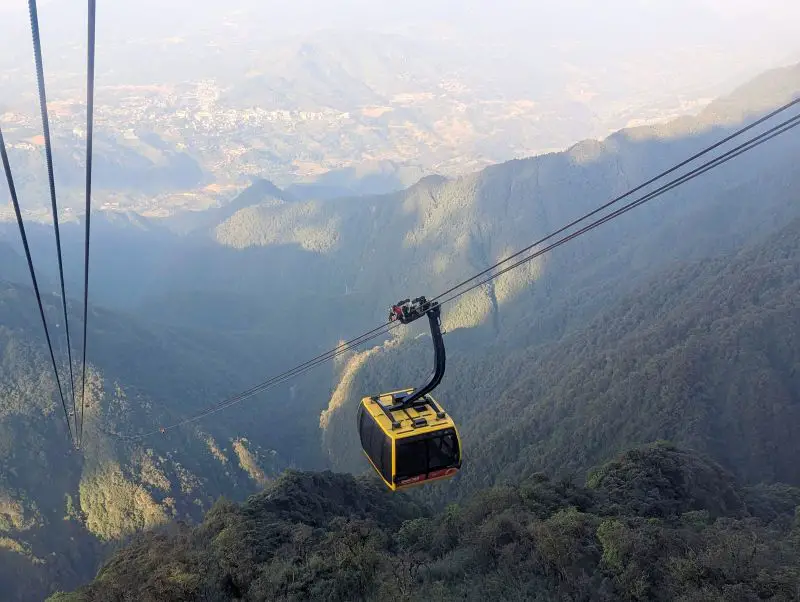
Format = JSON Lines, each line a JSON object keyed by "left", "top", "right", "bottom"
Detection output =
{"left": 359, "top": 408, "right": 383, "bottom": 473}
{"left": 395, "top": 438, "right": 428, "bottom": 480}
{"left": 358, "top": 406, "right": 369, "bottom": 449}
{"left": 369, "top": 425, "right": 383, "bottom": 471}
{"left": 359, "top": 409, "right": 372, "bottom": 456}
{"left": 428, "top": 432, "right": 459, "bottom": 471}
{"left": 380, "top": 435, "right": 392, "bottom": 482}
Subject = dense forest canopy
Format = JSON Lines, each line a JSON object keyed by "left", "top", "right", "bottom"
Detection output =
{"left": 49, "top": 444, "right": 800, "bottom": 601}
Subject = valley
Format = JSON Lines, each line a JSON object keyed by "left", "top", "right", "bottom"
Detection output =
{"left": 0, "top": 28, "right": 798, "bottom": 601}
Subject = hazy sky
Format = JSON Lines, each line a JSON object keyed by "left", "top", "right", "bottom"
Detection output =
{"left": 2, "top": 0, "right": 799, "bottom": 58}
{"left": 1, "top": 1, "right": 799, "bottom": 111}
{"left": 0, "top": 0, "right": 795, "bottom": 34}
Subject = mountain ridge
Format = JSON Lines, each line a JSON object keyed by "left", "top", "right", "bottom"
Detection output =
{"left": 49, "top": 444, "right": 800, "bottom": 601}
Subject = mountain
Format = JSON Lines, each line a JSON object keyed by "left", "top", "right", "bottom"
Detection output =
{"left": 315, "top": 66, "right": 800, "bottom": 501}
{"left": 162, "top": 178, "right": 298, "bottom": 236}
{"left": 0, "top": 212, "right": 182, "bottom": 311}
{"left": 49, "top": 444, "right": 800, "bottom": 602}
{"left": 0, "top": 61, "right": 798, "bottom": 600}
{"left": 137, "top": 62, "right": 800, "bottom": 330}
{"left": 319, "top": 212, "right": 800, "bottom": 502}
{"left": 286, "top": 160, "right": 429, "bottom": 201}
{"left": 7, "top": 63, "right": 796, "bottom": 338}
{"left": 458, "top": 217, "right": 800, "bottom": 498}
{"left": 0, "top": 241, "right": 28, "bottom": 286}
{"left": 0, "top": 281, "right": 335, "bottom": 601}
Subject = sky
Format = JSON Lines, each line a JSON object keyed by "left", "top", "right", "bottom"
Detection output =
{"left": 2, "top": 0, "right": 799, "bottom": 58}
{"left": 1, "top": 1, "right": 799, "bottom": 116}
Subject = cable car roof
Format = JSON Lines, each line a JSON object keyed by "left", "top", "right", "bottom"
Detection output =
{"left": 362, "top": 390, "right": 455, "bottom": 438}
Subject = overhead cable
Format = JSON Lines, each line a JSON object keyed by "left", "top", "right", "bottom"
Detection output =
{"left": 29, "top": 0, "right": 78, "bottom": 434}
{"left": 78, "top": 0, "right": 97, "bottom": 448}
{"left": 1, "top": 127, "right": 75, "bottom": 445}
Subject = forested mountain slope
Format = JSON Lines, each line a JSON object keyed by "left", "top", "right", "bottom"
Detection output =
{"left": 4, "top": 61, "right": 790, "bottom": 342}
{"left": 160, "top": 61, "right": 800, "bottom": 333}
{"left": 322, "top": 216, "right": 800, "bottom": 506}
{"left": 15, "top": 59, "right": 786, "bottom": 416}
{"left": 2, "top": 63, "right": 797, "bottom": 357}
{"left": 0, "top": 284, "right": 322, "bottom": 601}
{"left": 314, "top": 66, "right": 800, "bottom": 498}
{"left": 0, "top": 61, "right": 797, "bottom": 600}
{"left": 0, "top": 243, "right": 38, "bottom": 289}
{"left": 460, "top": 216, "right": 800, "bottom": 494}
{"left": 51, "top": 444, "right": 800, "bottom": 602}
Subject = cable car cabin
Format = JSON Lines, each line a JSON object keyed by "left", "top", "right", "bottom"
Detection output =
{"left": 358, "top": 389, "right": 461, "bottom": 490}
{"left": 357, "top": 296, "right": 460, "bottom": 490}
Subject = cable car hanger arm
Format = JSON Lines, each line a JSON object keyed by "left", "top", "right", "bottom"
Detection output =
{"left": 388, "top": 297, "right": 446, "bottom": 408}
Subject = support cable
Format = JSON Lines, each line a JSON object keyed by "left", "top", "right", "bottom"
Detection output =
{"left": 1, "top": 128, "right": 74, "bottom": 445}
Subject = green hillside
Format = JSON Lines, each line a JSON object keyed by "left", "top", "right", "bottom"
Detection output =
{"left": 321, "top": 216, "right": 800, "bottom": 506}
{"left": 0, "top": 283, "right": 324, "bottom": 601}
{"left": 49, "top": 444, "right": 800, "bottom": 602}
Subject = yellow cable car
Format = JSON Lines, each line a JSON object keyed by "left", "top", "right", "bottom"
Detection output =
{"left": 357, "top": 297, "right": 462, "bottom": 490}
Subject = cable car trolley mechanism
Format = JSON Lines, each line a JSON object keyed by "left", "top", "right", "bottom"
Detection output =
{"left": 357, "top": 296, "right": 462, "bottom": 491}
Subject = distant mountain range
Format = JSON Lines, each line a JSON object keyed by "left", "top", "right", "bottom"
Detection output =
{"left": 5, "top": 26, "right": 795, "bottom": 219}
